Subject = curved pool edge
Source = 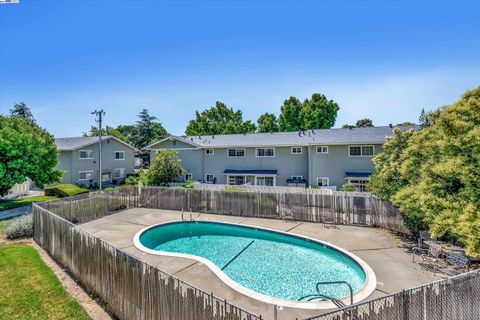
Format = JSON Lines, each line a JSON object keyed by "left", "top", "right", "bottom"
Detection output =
{"left": 133, "top": 220, "right": 377, "bottom": 310}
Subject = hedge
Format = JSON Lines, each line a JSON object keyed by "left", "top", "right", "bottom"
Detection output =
{"left": 44, "top": 184, "right": 89, "bottom": 198}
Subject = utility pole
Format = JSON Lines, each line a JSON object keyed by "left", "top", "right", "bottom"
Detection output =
{"left": 91, "top": 109, "right": 105, "bottom": 191}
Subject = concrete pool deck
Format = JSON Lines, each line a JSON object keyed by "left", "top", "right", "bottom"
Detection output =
{"left": 80, "top": 208, "right": 439, "bottom": 320}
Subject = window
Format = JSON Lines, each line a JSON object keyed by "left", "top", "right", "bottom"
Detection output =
{"left": 348, "top": 179, "right": 369, "bottom": 192}
{"left": 316, "top": 146, "right": 328, "bottom": 154}
{"left": 349, "top": 145, "right": 374, "bottom": 157}
{"left": 115, "top": 151, "right": 125, "bottom": 160}
{"left": 185, "top": 173, "right": 193, "bottom": 181}
{"left": 205, "top": 149, "right": 214, "bottom": 155}
{"left": 79, "top": 150, "right": 93, "bottom": 159}
{"left": 114, "top": 168, "right": 125, "bottom": 179}
{"left": 205, "top": 174, "right": 215, "bottom": 182}
{"left": 256, "top": 176, "right": 274, "bottom": 186}
{"left": 291, "top": 147, "right": 302, "bottom": 154}
{"left": 79, "top": 171, "right": 93, "bottom": 181}
{"left": 228, "top": 149, "right": 245, "bottom": 157}
{"left": 316, "top": 177, "right": 329, "bottom": 187}
{"left": 256, "top": 148, "right": 275, "bottom": 157}
{"left": 228, "top": 175, "right": 245, "bottom": 185}
{"left": 291, "top": 175, "right": 303, "bottom": 181}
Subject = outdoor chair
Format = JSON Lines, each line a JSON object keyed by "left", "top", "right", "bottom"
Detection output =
{"left": 445, "top": 252, "right": 470, "bottom": 275}
{"left": 413, "top": 243, "right": 443, "bottom": 275}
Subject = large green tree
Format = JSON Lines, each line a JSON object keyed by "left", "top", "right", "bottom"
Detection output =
{"left": 135, "top": 109, "right": 168, "bottom": 148}
{"left": 369, "top": 87, "right": 480, "bottom": 257}
{"left": 0, "top": 116, "right": 62, "bottom": 196}
{"left": 147, "top": 149, "right": 185, "bottom": 186}
{"left": 9, "top": 102, "right": 35, "bottom": 122}
{"left": 278, "top": 94, "right": 339, "bottom": 131}
{"left": 300, "top": 93, "right": 339, "bottom": 130}
{"left": 185, "top": 101, "right": 256, "bottom": 136}
{"left": 278, "top": 97, "right": 303, "bottom": 131}
{"left": 257, "top": 113, "right": 279, "bottom": 133}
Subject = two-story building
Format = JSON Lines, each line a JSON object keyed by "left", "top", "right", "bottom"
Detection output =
{"left": 145, "top": 126, "right": 417, "bottom": 191}
{"left": 55, "top": 136, "right": 138, "bottom": 186}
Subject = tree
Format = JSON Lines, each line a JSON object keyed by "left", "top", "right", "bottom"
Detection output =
{"left": 278, "top": 97, "right": 303, "bottom": 131}
{"left": 369, "top": 87, "right": 480, "bottom": 257}
{"left": 147, "top": 149, "right": 185, "bottom": 186}
{"left": 116, "top": 125, "right": 138, "bottom": 144}
{"left": 299, "top": 93, "right": 339, "bottom": 130}
{"left": 0, "top": 116, "right": 62, "bottom": 196}
{"left": 419, "top": 108, "right": 427, "bottom": 127}
{"left": 83, "top": 125, "right": 128, "bottom": 142}
{"left": 257, "top": 113, "right": 279, "bottom": 133}
{"left": 342, "top": 118, "right": 374, "bottom": 128}
{"left": 355, "top": 118, "right": 374, "bottom": 127}
{"left": 134, "top": 109, "right": 168, "bottom": 148}
{"left": 9, "top": 102, "right": 35, "bottom": 122}
{"left": 185, "top": 101, "right": 256, "bottom": 136}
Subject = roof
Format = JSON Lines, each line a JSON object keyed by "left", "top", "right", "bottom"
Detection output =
{"left": 345, "top": 172, "right": 373, "bottom": 178}
{"left": 223, "top": 169, "right": 278, "bottom": 175}
{"left": 154, "top": 126, "right": 418, "bottom": 149}
{"left": 55, "top": 136, "right": 139, "bottom": 151}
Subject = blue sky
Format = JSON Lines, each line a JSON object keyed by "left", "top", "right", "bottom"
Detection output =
{"left": 1, "top": 0, "right": 479, "bottom": 137}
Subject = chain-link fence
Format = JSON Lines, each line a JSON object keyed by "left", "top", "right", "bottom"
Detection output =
{"left": 301, "top": 269, "right": 480, "bottom": 320}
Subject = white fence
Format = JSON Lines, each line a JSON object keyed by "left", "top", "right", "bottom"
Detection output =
{"left": 193, "top": 183, "right": 345, "bottom": 195}
{"left": 1, "top": 180, "right": 31, "bottom": 200}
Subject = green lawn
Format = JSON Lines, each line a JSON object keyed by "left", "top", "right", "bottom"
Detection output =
{"left": 0, "top": 222, "right": 91, "bottom": 319}
{"left": 0, "top": 195, "right": 58, "bottom": 212}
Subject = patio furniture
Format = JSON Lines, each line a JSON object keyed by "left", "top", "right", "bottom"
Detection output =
{"left": 445, "top": 252, "right": 470, "bottom": 275}
{"left": 413, "top": 243, "right": 443, "bottom": 275}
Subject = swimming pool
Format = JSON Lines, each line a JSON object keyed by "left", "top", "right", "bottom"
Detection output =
{"left": 134, "top": 220, "right": 376, "bottom": 309}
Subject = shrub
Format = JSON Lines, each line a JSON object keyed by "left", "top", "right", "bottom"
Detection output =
{"left": 182, "top": 179, "right": 196, "bottom": 189}
{"left": 124, "top": 176, "right": 138, "bottom": 185}
{"left": 44, "top": 184, "right": 89, "bottom": 198}
{"left": 340, "top": 183, "right": 357, "bottom": 192}
{"left": 5, "top": 214, "right": 33, "bottom": 239}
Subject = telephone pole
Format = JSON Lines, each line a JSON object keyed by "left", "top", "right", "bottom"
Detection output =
{"left": 91, "top": 109, "right": 105, "bottom": 191}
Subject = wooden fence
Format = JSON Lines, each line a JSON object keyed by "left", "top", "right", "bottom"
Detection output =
{"left": 33, "top": 195, "right": 262, "bottom": 320}
{"left": 301, "top": 269, "right": 480, "bottom": 320}
{"left": 141, "top": 187, "right": 411, "bottom": 234}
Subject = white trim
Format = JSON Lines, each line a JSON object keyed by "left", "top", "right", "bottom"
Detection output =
{"left": 227, "top": 148, "right": 245, "bottom": 158}
{"left": 150, "top": 147, "right": 199, "bottom": 151}
{"left": 78, "top": 170, "right": 93, "bottom": 181}
{"left": 78, "top": 150, "right": 93, "bottom": 160}
{"left": 316, "top": 146, "right": 329, "bottom": 154}
{"left": 316, "top": 177, "right": 330, "bottom": 187}
{"left": 205, "top": 149, "right": 215, "bottom": 155}
{"left": 133, "top": 220, "right": 376, "bottom": 310}
{"left": 348, "top": 145, "right": 375, "bottom": 157}
{"left": 114, "top": 150, "right": 125, "bottom": 160}
{"left": 255, "top": 147, "right": 275, "bottom": 158}
{"left": 291, "top": 147, "right": 302, "bottom": 154}
{"left": 205, "top": 174, "right": 215, "bottom": 182}
{"left": 255, "top": 176, "right": 276, "bottom": 186}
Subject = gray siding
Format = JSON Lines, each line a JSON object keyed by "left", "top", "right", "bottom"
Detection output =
{"left": 56, "top": 138, "right": 136, "bottom": 186}
{"left": 149, "top": 139, "right": 382, "bottom": 187}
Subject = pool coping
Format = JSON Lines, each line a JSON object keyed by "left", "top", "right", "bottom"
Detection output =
{"left": 133, "top": 219, "right": 377, "bottom": 310}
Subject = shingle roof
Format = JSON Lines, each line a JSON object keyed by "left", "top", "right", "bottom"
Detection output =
{"left": 55, "top": 136, "right": 138, "bottom": 151}
{"left": 170, "top": 125, "right": 418, "bottom": 148}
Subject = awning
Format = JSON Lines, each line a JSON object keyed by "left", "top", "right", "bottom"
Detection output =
{"left": 345, "top": 172, "right": 373, "bottom": 178}
{"left": 223, "top": 169, "right": 278, "bottom": 175}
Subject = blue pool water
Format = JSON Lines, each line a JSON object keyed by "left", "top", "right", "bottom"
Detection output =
{"left": 139, "top": 221, "right": 366, "bottom": 301}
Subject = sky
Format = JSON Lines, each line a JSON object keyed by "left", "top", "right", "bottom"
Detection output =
{"left": 0, "top": 0, "right": 479, "bottom": 137}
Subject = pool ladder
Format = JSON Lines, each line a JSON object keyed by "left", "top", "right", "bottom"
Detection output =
{"left": 298, "top": 281, "right": 353, "bottom": 308}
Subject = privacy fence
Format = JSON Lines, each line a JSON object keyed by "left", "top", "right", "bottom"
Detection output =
{"left": 33, "top": 186, "right": 479, "bottom": 320}
{"left": 301, "top": 269, "right": 480, "bottom": 320}
{"left": 33, "top": 187, "right": 261, "bottom": 320}
{"left": 141, "top": 187, "right": 410, "bottom": 234}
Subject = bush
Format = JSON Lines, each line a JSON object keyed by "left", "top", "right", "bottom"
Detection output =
{"left": 44, "top": 184, "right": 89, "bottom": 198}
{"left": 181, "top": 179, "right": 196, "bottom": 189}
{"left": 340, "top": 183, "right": 357, "bottom": 192}
{"left": 5, "top": 214, "right": 33, "bottom": 239}
{"left": 124, "top": 176, "right": 138, "bottom": 185}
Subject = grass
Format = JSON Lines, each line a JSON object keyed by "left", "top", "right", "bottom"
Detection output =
{"left": 0, "top": 219, "right": 91, "bottom": 319}
{"left": 0, "top": 195, "right": 58, "bottom": 212}
{"left": 44, "top": 184, "right": 89, "bottom": 197}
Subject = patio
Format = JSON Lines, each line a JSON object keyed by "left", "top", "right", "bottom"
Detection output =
{"left": 80, "top": 207, "right": 439, "bottom": 319}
